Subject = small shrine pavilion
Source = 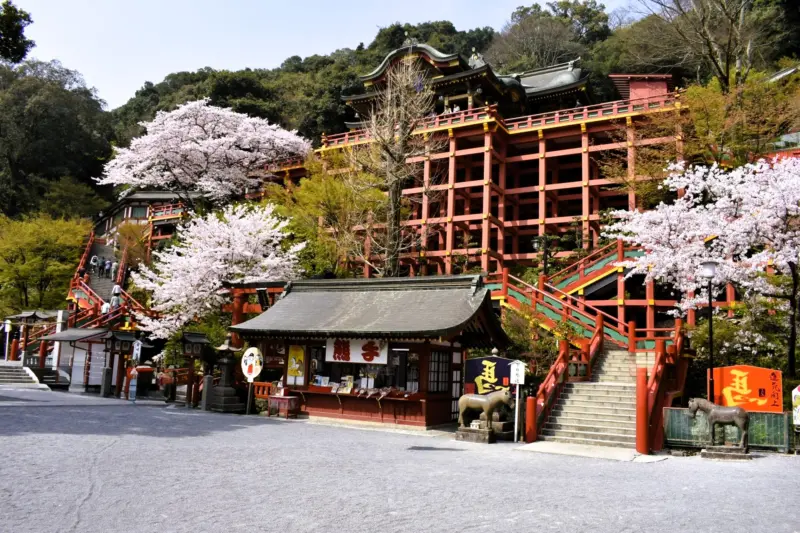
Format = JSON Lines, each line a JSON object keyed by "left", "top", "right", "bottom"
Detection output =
{"left": 230, "top": 275, "right": 508, "bottom": 428}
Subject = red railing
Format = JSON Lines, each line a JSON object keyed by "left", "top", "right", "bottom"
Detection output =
{"left": 71, "top": 278, "right": 106, "bottom": 308}
{"left": 266, "top": 156, "right": 305, "bottom": 172}
{"left": 505, "top": 92, "right": 679, "bottom": 132}
{"left": 253, "top": 382, "right": 274, "bottom": 399}
{"left": 544, "top": 280, "right": 629, "bottom": 337}
{"left": 322, "top": 107, "right": 499, "bottom": 147}
{"left": 491, "top": 269, "right": 629, "bottom": 346}
{"left": 149, "top": 203, "right": 185, "bottom": 219}
{"left": 533, "top": 339, "right": 571, "bottom": 434}
{"left": 548, "top": 241, "right": 618, "bottom": 286}
{"left": 115, "top": 246, "right": 128, "bottom": 285}
{"left": 643, "top": 319, "right": 686, "bottom": 451}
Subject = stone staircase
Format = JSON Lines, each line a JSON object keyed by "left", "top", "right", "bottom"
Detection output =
{"left": 87, "top": 242, "right": 117, "bottom": 301}
{"left": 540, "top": 349, "right": 637, "bottom": 448}
{"left": 0, "top": 362, "right": 47, "bottom": 388}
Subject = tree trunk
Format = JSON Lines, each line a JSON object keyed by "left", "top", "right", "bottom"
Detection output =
{"left": 385, "top": 180, "right": 402, "bottom": 278}
{"left": 788, "top": 262, "right": 798, "bottom": 377}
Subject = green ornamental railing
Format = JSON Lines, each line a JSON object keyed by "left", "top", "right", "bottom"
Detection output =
{"left": 663, "top": 407, "right": 793, "bottom": 452}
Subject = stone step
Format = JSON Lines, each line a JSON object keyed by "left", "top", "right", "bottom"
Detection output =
{"left": 544, "top": 421, "right": 636, "bottom": 435}
{"left": 593, "top": 374, "right": 636, "bottom": 380}
{"left": 540, "top": 427, "right": 636, "bottom": 443}
{"left": 552, "top": 402, "right": 636, "bottom": 415}
{"left": 551, "top": 406, "right": 636, "bottom": 419}
{"left": 559, "top": 392, "right": 635, "bottom": 403}
{"left": 563, "top": 383, "right": 635, "bottom": 391}
{"left": 559, "top": 399, "right": 635, "bottom": 410}
{"left": 562, "top": 385, "right": 635, "bottom": 395}
{"left": 546, "top": 415, "right": 635, "bottom": 429}
{"left": 538, "top": 434, "right": 635, "bottom": 449}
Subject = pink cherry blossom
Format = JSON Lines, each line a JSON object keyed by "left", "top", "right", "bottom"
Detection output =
{"left": 133, "top": 204, "right": 305, "bottom": 339}
{"left": 96, "top": 99, "right": 311, "bottom": 203}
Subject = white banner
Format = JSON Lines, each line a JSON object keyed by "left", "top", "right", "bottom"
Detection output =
{"left": 325, "top": 338, "right": 388, "bottom": 365}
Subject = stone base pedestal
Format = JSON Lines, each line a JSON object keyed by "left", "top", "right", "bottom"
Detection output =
{"left": 489, "top": 420, "right": 515, "bottom": 441}
{"left": 210, "top": 386, "right": 245, "bottom": 413}
{"left": 455, "top": 427, "right": 496, "bottom": 444}
{"left": 200, "top": 375, "right": 213, "bottom": 411}
{"left": 100, "top": 367, "right": 112, "bottom": 398}
{"left": 701, "top": 446, "right": 752, "bottom": 460}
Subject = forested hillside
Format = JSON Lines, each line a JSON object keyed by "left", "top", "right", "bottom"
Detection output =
{"left": 1, "top": 0, "right": 799, "bottom": 220}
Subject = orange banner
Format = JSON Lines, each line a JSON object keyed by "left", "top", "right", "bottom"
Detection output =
{"left": 710, "top": 365, "right": 783, "bottom": 413}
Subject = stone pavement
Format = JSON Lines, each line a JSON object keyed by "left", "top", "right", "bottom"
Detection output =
{"left": 0, "top": 390, "right": 798, "bottom": 533}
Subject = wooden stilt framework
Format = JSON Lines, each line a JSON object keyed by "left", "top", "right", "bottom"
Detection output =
{"left": 260, "top": 93, "right": 692, "bottom": 325}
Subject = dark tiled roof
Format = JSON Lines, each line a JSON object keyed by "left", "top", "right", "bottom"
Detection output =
{"left": 42, "top": 328, "right": 107, "bottom": 342}
{"left": 231, "top": 275, "right": 508, "bottom": 347}
{"left": 182, "top": 332, "right": 211, "bottom": 344}
{"left": 6, "top": 310, "right": 60, "bottom": 321}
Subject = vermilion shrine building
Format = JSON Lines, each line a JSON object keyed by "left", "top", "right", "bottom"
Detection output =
{"left": 253, "top": 40, "right": 699, "bottom": 331}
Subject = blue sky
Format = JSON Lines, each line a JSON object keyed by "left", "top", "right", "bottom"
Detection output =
{"left": 17, "top": 0, "right": 627, "bottom": 109}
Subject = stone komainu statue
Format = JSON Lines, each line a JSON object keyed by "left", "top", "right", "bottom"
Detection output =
{"left": 458, "top": 389, "right": 514, "bottom": 429}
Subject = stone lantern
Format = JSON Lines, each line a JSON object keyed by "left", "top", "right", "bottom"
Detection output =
{"left": 209, "top": 333, "right": 245, "bottom": 413}
{"left": 181, "top": 332, "right": 210, "bottom": 408}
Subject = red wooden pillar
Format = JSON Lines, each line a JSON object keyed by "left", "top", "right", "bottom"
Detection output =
{"left": 497, "top": 142, "right": 506, "bottom": 271}
{"left": 581, "top": 125, "right": 590, "bottom": 249}
{"left": 38, "top": 339, "right": 47, "bottom": 369}
{"left": 635, "top": 367, "right": 649, "bottom": 454}
{"left": 501, "top": 267, "right": 509, "bottom": 299}
{"left": 445, "top": 132, "right": 456, "bottom": 274}
{"left": 726, "top": 283, "right": 735, "bottom": 317}
{"left": 481, "top": 128, "right": 492, "bottom": 272}
{"left": 645, "top": 280, "right": 655, "bottom": 331}
{"left": 617, "top": 240, "right": 626, "bottom": 327}
{"left": 421, "top": 144, "right": 431, "bottom": 273}
{"left": 537, "top": 131, "right": 547, "bottom": 239}
{"left": 628, "top": 320, "right": 637, "bottom": 353}
{"left": 9, "top": 336, "right": 19, "bottom": 362}
{"left": 525, "top": 395, "right": 536, "bottom": 443}
{"left": 231, "top": 290, "right": 246, "bottom": 348}
{"left": 626, "top": 117, "right": 636, "bottom": 211}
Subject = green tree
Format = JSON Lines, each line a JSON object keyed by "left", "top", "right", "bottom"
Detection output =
{"left": 0, "top": 214, "right": 90, "bottom": 314}
{"left": 42, "top": 177, "right": 109, "bottom": 220}
{"left": 0, "top": 60, "right": 113, "bottom": 216}
{"left": 0, "top": 0, "right": 34, "bottom": 63}
{"left": 264, "top": 154, "right": 385, "bottom": 277}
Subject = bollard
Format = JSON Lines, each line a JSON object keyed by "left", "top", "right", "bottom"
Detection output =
{"left": 200, "top": 375, "right": 213, "bottom": 411}
{"left": 635, "top": 367, "right": 649, "bottom": 454}
{"left": 525, "top": 395, "right": 536, "bottom": 443}
{"left": 100, "top": 367, "right": 113, "bottom": 398}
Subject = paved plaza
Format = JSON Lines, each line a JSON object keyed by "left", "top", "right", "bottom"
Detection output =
{"left": 0, "top": 389, "right": 798, "bottom": 533}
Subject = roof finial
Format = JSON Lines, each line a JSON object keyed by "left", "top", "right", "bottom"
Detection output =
{"left": 402, "top": 31, "right": 419, "bottom": 47}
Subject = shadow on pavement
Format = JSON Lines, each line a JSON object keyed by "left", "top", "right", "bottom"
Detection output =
{"left": 0, "top": 391, "right": 288, "bottom": 439}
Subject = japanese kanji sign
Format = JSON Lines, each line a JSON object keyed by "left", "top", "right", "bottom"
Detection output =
{"left": 325, "top": 339, "right": 388, "bottom": 365}
{"left": 711, "top": 365, "right": 783, "bottom": 413}
{"left": 465, "top": 356, "right": 511, "bottom": 394}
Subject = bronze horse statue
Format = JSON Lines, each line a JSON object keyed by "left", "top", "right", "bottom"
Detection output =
{"left": 688, "top": 398, "right": 749, "bottom": 449}
{"left": 458, "top": 389, "right": 514, "bottom": 429}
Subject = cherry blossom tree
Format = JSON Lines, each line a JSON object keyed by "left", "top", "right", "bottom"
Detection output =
{"left": 132, "top": 204, "right": 305, "bottom": 339}
{"left": 605, "top": 157, "right": 800, "bottom": 376}
{"left": 96, "top": 99, "right": 311, "bottom": 207}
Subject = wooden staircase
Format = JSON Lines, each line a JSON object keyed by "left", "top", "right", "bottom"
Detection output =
{"left": 485, "top": 250, "right": 691, "bottom": 452}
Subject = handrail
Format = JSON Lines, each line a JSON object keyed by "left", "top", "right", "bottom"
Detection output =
{"left": 544, "top": 281, "right": 628, "bottom": 335}
{"left": 68, "top": 231, "right": 95, "bottom": 299}
{"left": 534, "top": 339, "right": 571, "bottom": 434}
{"left": 149, "top": 203, "right": 185, "bottom": 219}
{"left": 119, "top": 287, "right": 149, "bottom": 316}
{"left": 115, "top": 246, "right": 128, "bottom": 285}
{"left": 81, "top": 304, "right": 128, "bottom": 329}
{"left": 548, "top": 241, "right": 617, "bottom": 284}
{"left": 321, "top": 93, "right": 679, "bottom": 149}
{"left": 73, "top": 278, "right": 106, "bottom": 307}
{"left": 505, "top": 92, "right": 679, "bottom": 132}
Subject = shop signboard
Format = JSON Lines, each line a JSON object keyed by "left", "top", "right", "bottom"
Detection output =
{"left": 241, "top": 347, "right": 263, "bottom": 383}
{"left": 465, "top": 356, "right": 511, "bottom": 394}
{"left": 325, "top": 339, "right": 388, "bottom": 365}
{"left": 711, "top": 365, "right": 783, "bottom": 413}
{"left": 793, "top": 385, "right": 800, "bottom": 427}
{"left": 131, "top": 340, "right": 142, "bottom": 364}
